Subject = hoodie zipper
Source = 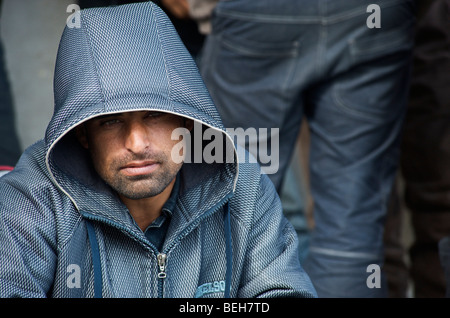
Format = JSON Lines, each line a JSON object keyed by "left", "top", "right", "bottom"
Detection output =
{"left": 157, "top": 253, "right": 167, "bottom": 279}
{"left": 157, "top": 253, "right": 167, "bottom": 297}
{"left": 156, "top": 192, "right": 234, "bottom": 298}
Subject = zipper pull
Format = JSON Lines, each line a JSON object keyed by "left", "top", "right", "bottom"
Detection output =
{"left": 157, "top": 253, "right": 167, "bottom": 279}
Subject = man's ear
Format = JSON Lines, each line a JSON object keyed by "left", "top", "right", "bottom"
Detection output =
{"left": 75, "top": 124, "right": 89, "bottom": 149}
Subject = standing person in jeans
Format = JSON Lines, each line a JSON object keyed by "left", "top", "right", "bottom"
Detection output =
{"left": 200, "top": 0, "right": 416, "bottom": 297}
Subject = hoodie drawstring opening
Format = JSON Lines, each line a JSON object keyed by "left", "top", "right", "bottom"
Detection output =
{"left": 224, "top": 201, "right": 232, "bottom": 298}
{"left": 86, "top": 221, "right": 103, "bottom": 298}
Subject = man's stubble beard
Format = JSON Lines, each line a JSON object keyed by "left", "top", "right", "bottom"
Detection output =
{"left": 92, "top": 150, "right": 181, "bottom": 200}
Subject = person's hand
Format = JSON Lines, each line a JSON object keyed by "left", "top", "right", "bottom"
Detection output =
{"left": 161, "top": 0, "right": 190, "bottom": 19}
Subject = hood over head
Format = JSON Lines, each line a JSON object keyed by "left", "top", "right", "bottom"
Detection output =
{"left": 45, "top": 2, "right": 237, "bottom": 213}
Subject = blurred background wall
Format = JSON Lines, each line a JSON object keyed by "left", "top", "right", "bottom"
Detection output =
{"left": 1, "top": 0, "right": 73, "bottom": 151}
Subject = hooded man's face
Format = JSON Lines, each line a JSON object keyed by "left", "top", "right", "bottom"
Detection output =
{"left": 77, "top": 110, "right": 192, "bottom": 200}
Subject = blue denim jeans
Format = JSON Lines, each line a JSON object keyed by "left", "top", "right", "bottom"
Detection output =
{"left": 201, "top": 0, "right": 415, "bottom": 297}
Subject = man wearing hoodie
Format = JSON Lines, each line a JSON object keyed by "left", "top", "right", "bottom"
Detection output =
{"left": 0, "top": 2, "right": 316, "bottom": 298}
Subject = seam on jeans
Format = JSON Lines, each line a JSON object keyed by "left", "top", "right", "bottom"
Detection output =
{"left": 215, "top": 0, "right": 407, "bottom": 25}
{"left": 201, "top": 35, "right": 218, "bottom": 81}
{"left": 349, "top": 22, "right": 414, "bottom": 57}
{"left": 332, "top": 87, "right": 388, "bottom": 123}
{"left": 277, "top": 47, "right": 302, "bottom": 111}
{"left": 221, "top": 36, "right": 299, "bottom": 58}
{"left": 310, "top": 246, "right": 381, "bottom": 259}
{"left": 317, "top": 0, "right": 327, "bottom": 77}
{"left": 332, "top": 73, "right": 409, "bottom": 124}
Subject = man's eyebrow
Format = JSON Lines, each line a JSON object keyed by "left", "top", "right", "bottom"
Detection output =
{"left": 92, "top": 113, "right": 124, "bottom": 121}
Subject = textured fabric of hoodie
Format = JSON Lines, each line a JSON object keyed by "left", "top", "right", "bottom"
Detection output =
{"left": 0, "top": 2, "right": 316, "bottom": 298}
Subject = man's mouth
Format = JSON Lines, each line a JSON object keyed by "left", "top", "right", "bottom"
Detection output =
{"left": 120, "top": 161, "right": 159, "bottom": 176}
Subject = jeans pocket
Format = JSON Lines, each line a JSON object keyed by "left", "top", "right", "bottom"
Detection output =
{"left": 349, "top": 22, "right": 415, "bottom": 64}
{"left": 205, "top": 17, "right": 302, "bottom": 92}
{"left": 220, "top": 34, "right": 300, "bottom": 58}
{"left": 333, "top": 22, "right": 414, "bottom": 123}
{"left": 210, "top": 9, "right": 302, "bottom": 58}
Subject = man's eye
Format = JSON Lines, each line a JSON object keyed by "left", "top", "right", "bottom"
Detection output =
{"left": 146, "top": 111, "right": 164, "bottom": 118}
{"left": 100, "top": 119, "right": 121, "bottom": 127}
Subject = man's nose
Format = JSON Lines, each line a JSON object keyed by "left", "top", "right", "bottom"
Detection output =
{"left": 124, "top": 121, "right": 150, "bottom": 153}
